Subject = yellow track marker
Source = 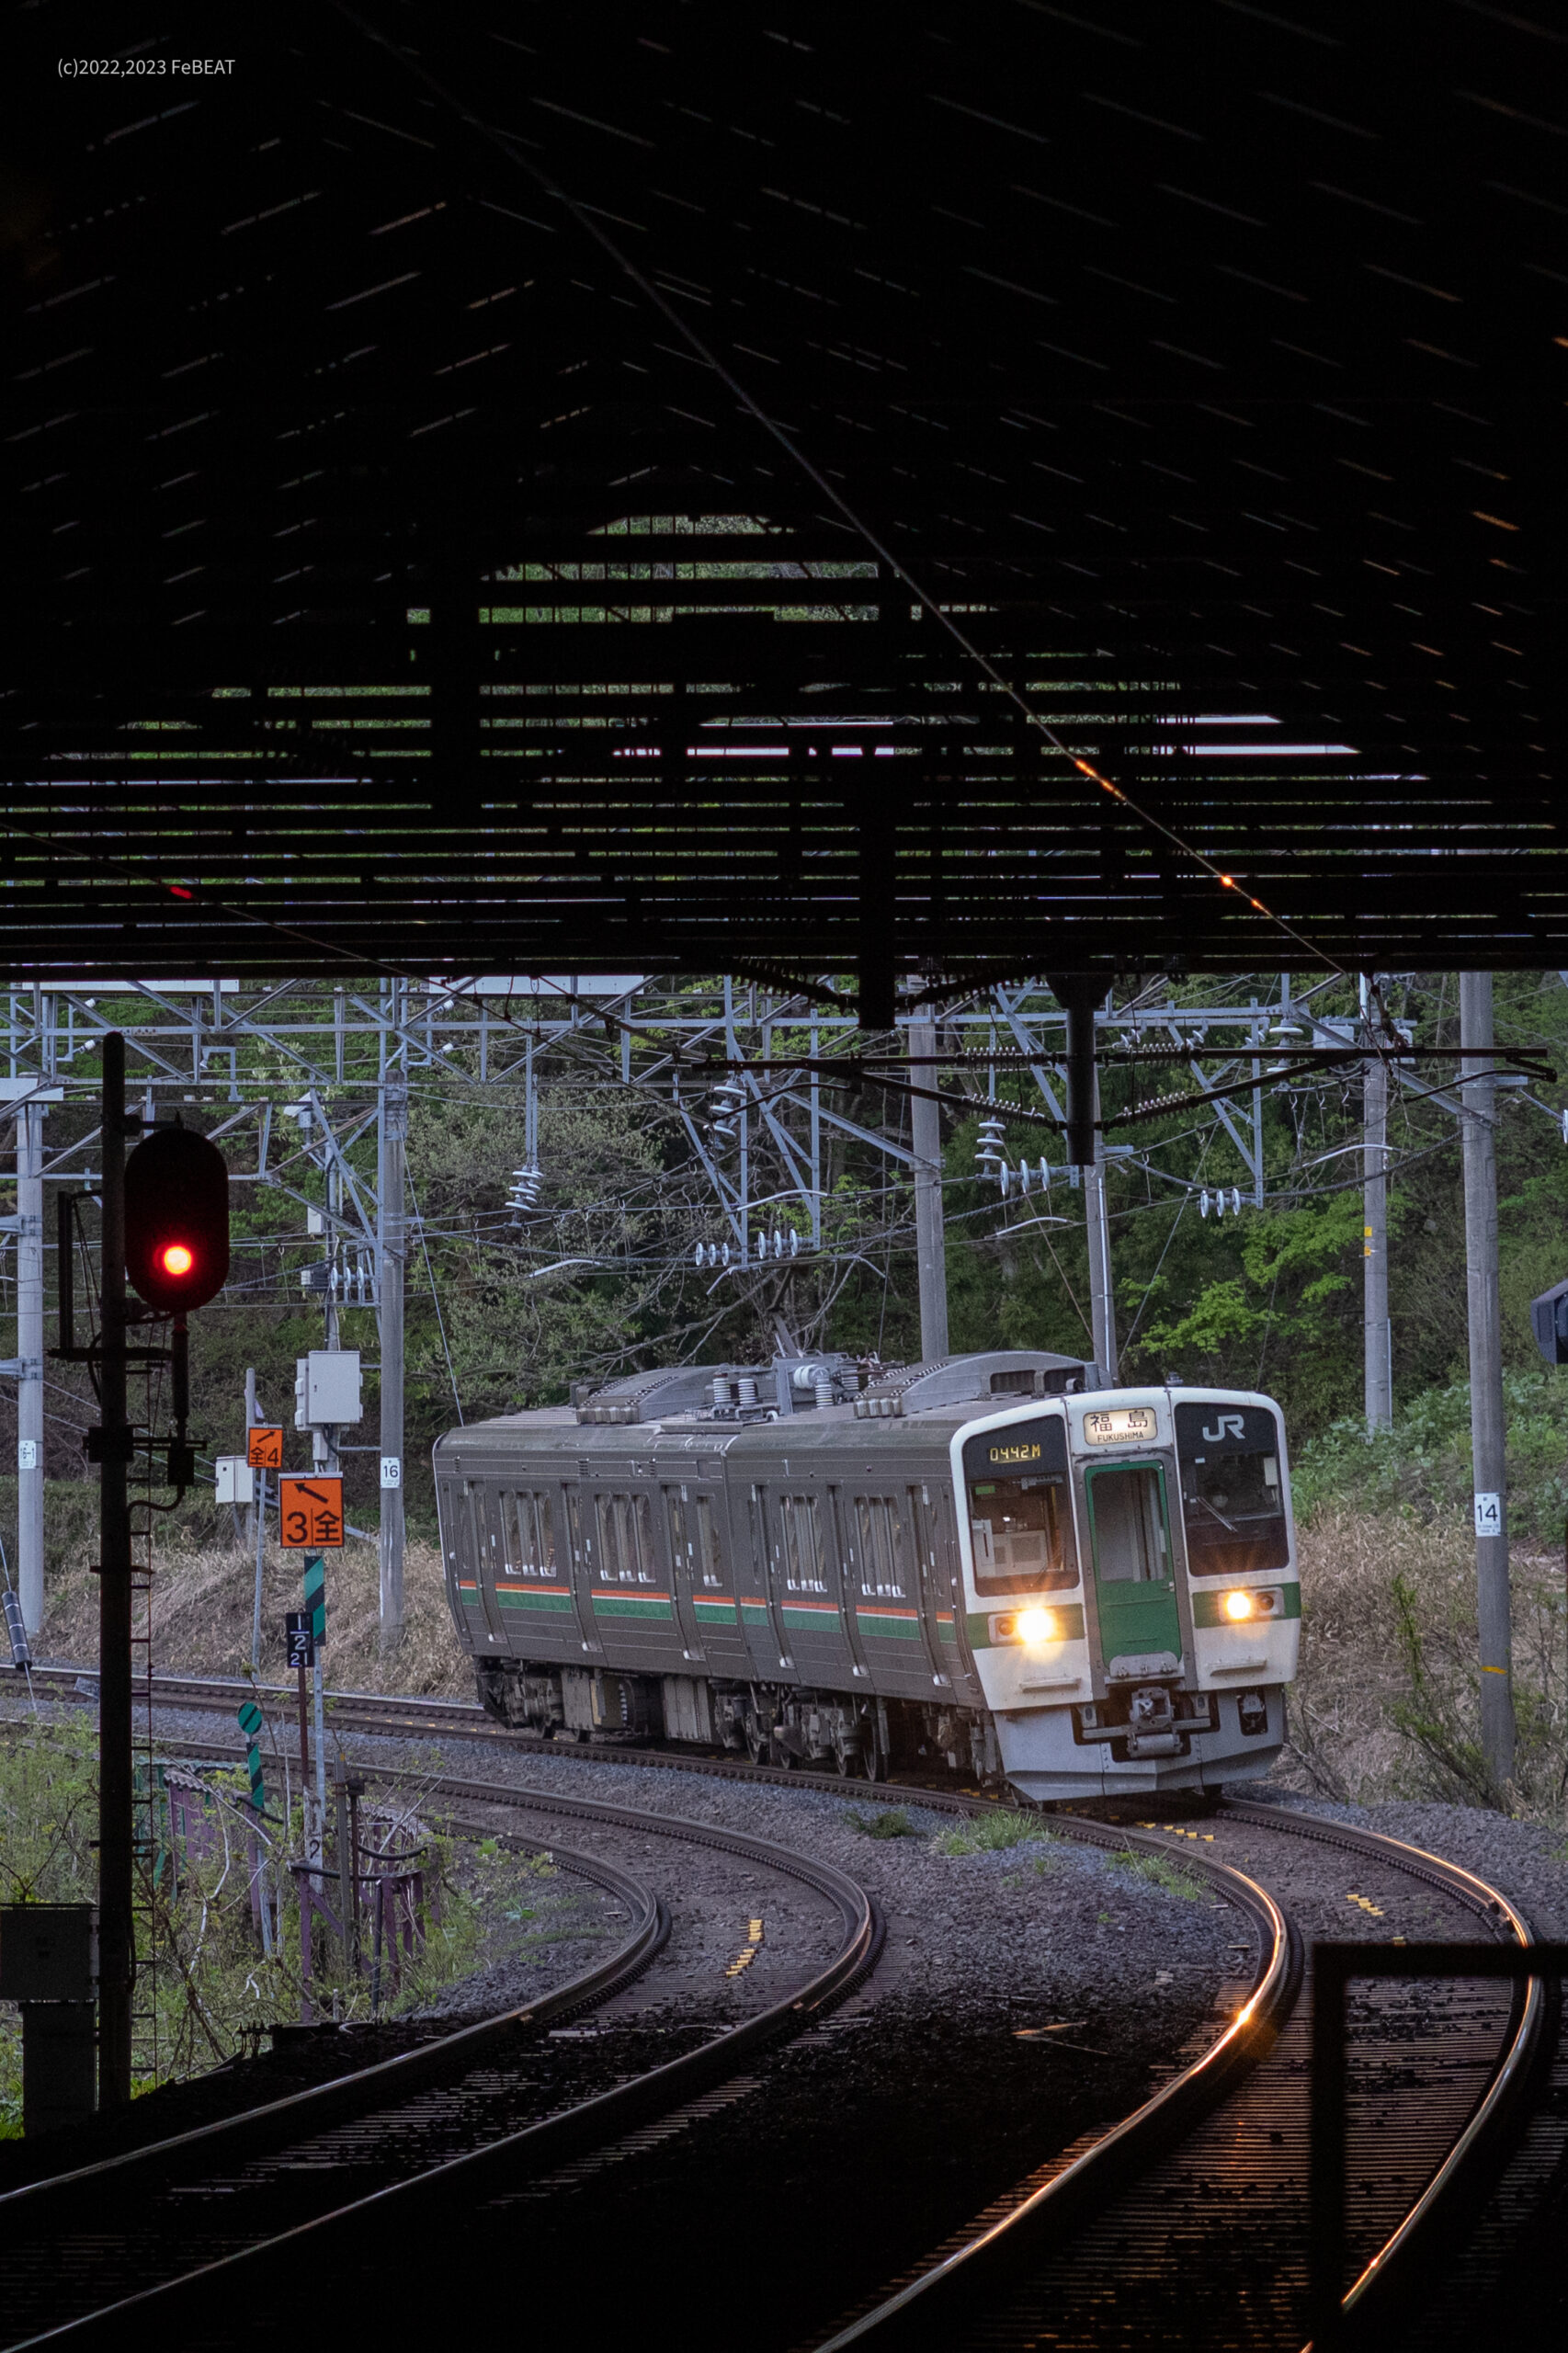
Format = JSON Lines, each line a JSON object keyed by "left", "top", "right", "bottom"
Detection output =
{"left": 725, "top": 1917, "right": 766, "bottom": 1977}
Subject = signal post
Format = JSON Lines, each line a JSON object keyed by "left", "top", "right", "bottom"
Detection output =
{"left": 88, "top": 1037, "right": 230, "bottom": 2106}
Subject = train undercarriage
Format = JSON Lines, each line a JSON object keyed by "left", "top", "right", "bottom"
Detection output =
{"left": 472, "top": 1657, "right": 1006, "bottom": 1785}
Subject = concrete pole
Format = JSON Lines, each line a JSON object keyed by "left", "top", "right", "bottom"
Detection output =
{"left": 97, "top": 1034, "right": 133, "bottom": 2106}
{"left": 1085, "top": 1079, "right": 1119, "bottom": 1385}
{"left": 1363, "top": 1053, "right": 1392, "bottom": 1431}
{"left": 17, "top": 1101, "right": 45, "bottom": 1635}
{"left": 907, "top": 1015, "right": 949, "bottom": 1361}
{"left": 1460, "top": 970, "right": 1516, "bottom": 1790}
{"left": 378, "top": 1072, "right": 407, "bottom": 1651}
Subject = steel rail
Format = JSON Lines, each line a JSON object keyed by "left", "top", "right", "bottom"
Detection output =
{"left": 0, "top": 1768, "right": 881, "bottom": 2350}
{"left": 9, "top": 1680, "right": 1547, "bottom": 2344}
{"left": 807, "top": 1798, "right": 1544, "bottom": 2350}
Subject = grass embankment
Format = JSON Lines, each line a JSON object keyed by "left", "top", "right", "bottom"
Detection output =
{"left": 32, "top": 1524, "right": 472, "bottom": 1701}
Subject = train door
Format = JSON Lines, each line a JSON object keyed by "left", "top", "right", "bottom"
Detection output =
{"left": 746, "top": 1485, "right": 800, "bottom": 1680}
{"left": 825, "top": 1486, "right": 870, "bottom": 1682}
{"left": 565, "top": 1480, "right": 604, "bottom": 1658}
{"left": 665, "top": 1483, "right": 745, "bottom": 1669}
{"left": 914, "top": 1481, "right": 980, "bottom": 1702}
{"left": 774, "top": 1487, "right": 844, "bottom": 1682}
{"left": 1084, "top": 1461, "right": 1182, "bottom": 1668}
{"left": 848, "top": 1490, "right": 929, "bottom": 1699}
{"left": 472, "top": 1488, "right": 511, "bottom": 1645}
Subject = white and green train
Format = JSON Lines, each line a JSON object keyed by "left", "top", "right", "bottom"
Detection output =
{"left": 435, "top": 1349, "right": 1301, "bottom": 1802}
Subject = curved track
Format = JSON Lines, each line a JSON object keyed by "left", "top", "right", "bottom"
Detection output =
{"left": 4, "top": 1671, "right": 1551, "bottom": 2349}
{"left": 809, "top": 1797, "right": 1544, "bottom": 2351}
{"left": 0, "top": 1774, "right": 881, "bottom": 2349}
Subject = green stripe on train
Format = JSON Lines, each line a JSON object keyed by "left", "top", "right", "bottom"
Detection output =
{"left": 855, "top": 1609, "right": 923, "bottom": 1640}
{"left": 495, "top": 1588, "right": 574, "bottom": 1612}
{"left": 591, "top": 1593, "right": 675, "bottom": 1620}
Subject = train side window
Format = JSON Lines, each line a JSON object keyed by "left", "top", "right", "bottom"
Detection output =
{"left": 694, "top": 1495, "right": 724, "bottom": 1588}
{"left": 506, "top": 1492, "right": 557, "bottom": 1579}
{"left": 960, "top": 1415, "right": 1078, "bottom": 1597}
{"left": 597, "top": 1493, "right": 658, "bottom": 1586}
{"left": 1174, "top": 1403, "right": 1290, "bottom": 1576}
{"left": 853, "top": 1496, "right": 907, "bottom": 1597}
{"left": 778, "top": 1495, "right": 827, "bottom": 1593}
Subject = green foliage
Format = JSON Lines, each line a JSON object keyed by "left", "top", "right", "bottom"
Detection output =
{"left": 0, "top": 1723, "right": 539, "bottom": 2124}
{"left": 1111, "top": 1848, "right": 1206, "bottom": 1902}
{"left": 936, "top": 1807, "right": 1053, "bottom": 1854}
{"left": 843, "top": 1805, "right": 919, "bottom": 1839}
{"left": 1292, "top": 1365, "right": 1568, "bottom": 1541}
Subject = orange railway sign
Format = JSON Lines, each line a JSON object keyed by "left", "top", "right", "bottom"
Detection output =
{"left": 278, "top": 1475, "right": 345, "bottom": 1551}
{"left": 246, "top": 1425, "right": 284, "bottom": 1471}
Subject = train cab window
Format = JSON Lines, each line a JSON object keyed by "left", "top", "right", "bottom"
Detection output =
{"left": 853, "top": 1496, "right": 907, "bottom": 1598}
{"left": 505, "top": 1492, "right": 557, "bottom": 1579}
{"left": 597, "top": 1492, "right": 658, "bottom": 1586}
{"left": 1174, "top": 1404, "right": 1290, "bottom": 1577}
{"left": 778, "top": 1495, "right": 827, "bottom": 1593}
{"left": 961, "top": 1417, "right": 1078, "bottom": 1597}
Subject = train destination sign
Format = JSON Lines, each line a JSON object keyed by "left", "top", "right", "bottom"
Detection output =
{"left": 988, "top": 1440, "right": 1043, "bottom": 1467}
{"left": 279, "top": 1475, "right": 345, "bottom": 1550}
{"left": 1082, "top": 1407, "right": 1159, "bottom": 1446}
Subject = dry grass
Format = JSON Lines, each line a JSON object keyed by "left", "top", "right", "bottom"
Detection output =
{"left": 1281, "top": 1506, "right": 1568, "bottom": 1822}
{"left": 38, "top": 1530, "right": 473, "bottom": 1700}
{"left": 33, "top": 1497, "right": 1568, "bottom": 1823}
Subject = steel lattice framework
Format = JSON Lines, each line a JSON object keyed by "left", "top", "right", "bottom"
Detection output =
{"left": 3, "top": 3, "right": 1564, "bottom": 997}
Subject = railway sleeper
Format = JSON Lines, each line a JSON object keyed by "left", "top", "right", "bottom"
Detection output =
{"left": 473, "top": 1659, "right": 1004, "bottom": 1783}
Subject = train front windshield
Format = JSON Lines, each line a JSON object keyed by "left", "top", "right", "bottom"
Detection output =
{"left": 1174, "top": 1403, "right": 1290, "bottom": 1578}
{"left": 961, "top": 1418, "right": 1078, "bottom": 1596}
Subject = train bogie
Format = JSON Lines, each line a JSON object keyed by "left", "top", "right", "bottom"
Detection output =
{"left": 436, "top": 1351, "right": 1300, "bottom": 1803}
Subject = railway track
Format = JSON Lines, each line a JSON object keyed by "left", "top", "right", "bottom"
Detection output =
{"left": 808, "top": 1798, "right": 1546, "bottom": 2352}
{"left": 3, "top": 1673, "right": 1553, "bottom": 2348}
{"left": 0, "top": 1770, "right": 881, "bottom": 2348}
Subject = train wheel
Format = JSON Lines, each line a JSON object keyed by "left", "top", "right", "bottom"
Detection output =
{"left": 833, "top": 1733, "right": 854, "bottom": 1778}
{"left": 859, "top": 1717, "right": 885, "bottom": 1782}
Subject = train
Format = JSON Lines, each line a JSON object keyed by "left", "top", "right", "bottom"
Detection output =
{"left": 434, "top": 1347, "right": 1301, "bottom": 1802}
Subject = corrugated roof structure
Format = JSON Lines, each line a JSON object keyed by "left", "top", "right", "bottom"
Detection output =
{"left": 3, "top": 1, "right": 1563, "bottom": 1006}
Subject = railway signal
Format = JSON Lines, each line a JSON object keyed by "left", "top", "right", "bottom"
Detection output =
{"left": 123, "top": 1124, "right": 231, "bottom": 1313}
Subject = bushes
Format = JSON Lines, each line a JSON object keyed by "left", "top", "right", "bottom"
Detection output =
{"left": 1291, "top": 1366, "right": 1568, "bottom": 1544}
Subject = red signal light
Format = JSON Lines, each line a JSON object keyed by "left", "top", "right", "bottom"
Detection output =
{"left": 125, "top": 1127, "right": 230, "bottom": 1313}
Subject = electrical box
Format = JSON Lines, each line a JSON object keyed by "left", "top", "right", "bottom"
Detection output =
{"left": 306, "top": 1207, "right": 326, "bottom": 1236}
{"left": 1530, "top": 1279, "right": 1568, "bottom": 1366}
{"left": 0, "top": 1904, "right": 97, "bottom": 2003}
{"left": 214, "top": 1456, "right": 254, "bottom": 1506}
{"left": 295, "top": 1350, "right": 363, "bottom": 1430}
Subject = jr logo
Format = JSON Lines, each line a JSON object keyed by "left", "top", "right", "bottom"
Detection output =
{"left": 1201, "top": 1415, "right": 1246, "bottom": 1441}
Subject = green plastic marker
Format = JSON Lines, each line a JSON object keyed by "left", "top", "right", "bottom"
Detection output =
{"left": 236, "top": 1700, "right": 266, "bottom": 1813}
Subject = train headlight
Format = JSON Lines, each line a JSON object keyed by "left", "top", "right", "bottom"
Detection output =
{"left": 1015, "top": 1607, "right": 1060, "bottom": 1646}
{"left": 1222, "top": 1589, "right": 1256, "bottom": 1622}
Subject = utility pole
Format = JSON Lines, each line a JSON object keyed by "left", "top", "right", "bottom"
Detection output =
{"left": 1051, "top": 973, "right": 1118, "bottom": 1384}
{"left": 1460, "top": 970, "right": 1515, "bottom": 1790}
{"left": 378, "top": 1067, "right": 407, "bottom": 1650}
{"left": 907, "top": 1011, "right": 949, "bottom": 1361}
{"left": 1363, "top": 1045, "right": 1392, "bottom": 1431}
{"left": 97, "top": 1034, "right": 133, "bottom": 2106}
{"left": 17, "top": 1098, "right": 44, "bottom": 1634}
